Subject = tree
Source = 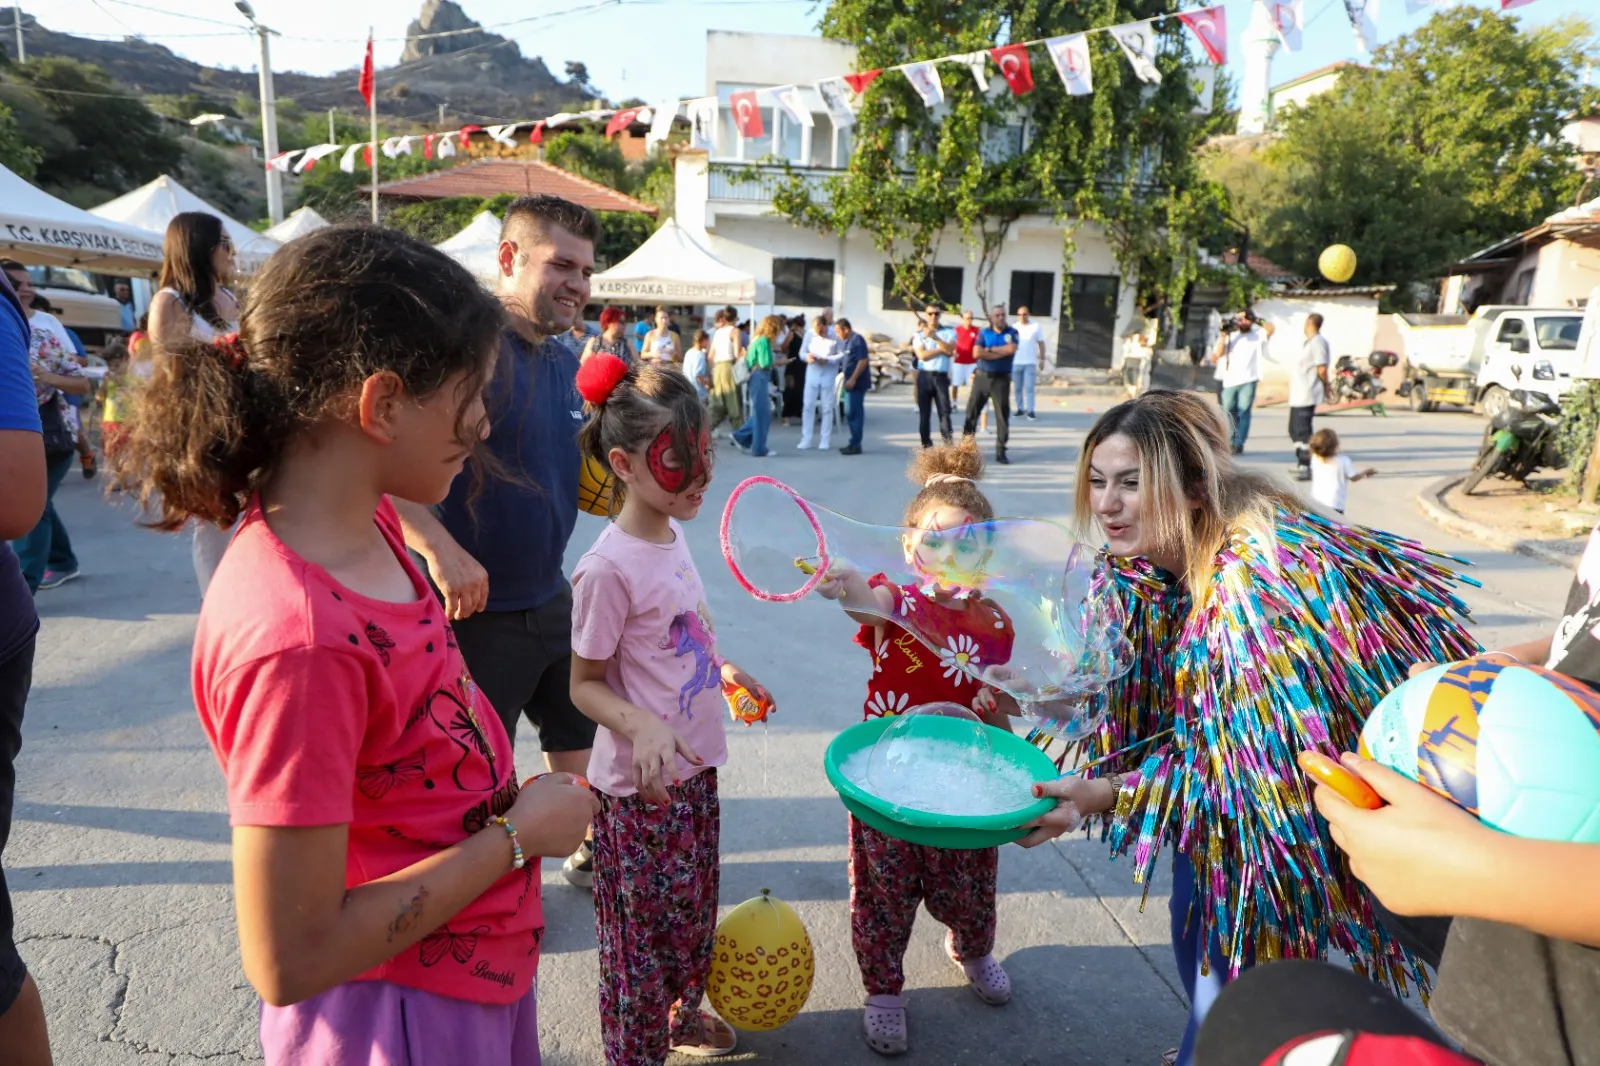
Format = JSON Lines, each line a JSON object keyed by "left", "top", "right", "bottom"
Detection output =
{"left": 543, "top": 130, "right": 629, "bottom": 190}
{"left": 1212, "top": 8, "right": 1596, "bottom": 304}
{"left": 762, "top": 0, "right": 1234, "bottom": 315}
{"left": 0, "top": 100, "right": 40, "bottom": 179}
{"left": 564, "top": 62, "right": 591, "bottom": 90}
{"left": 6, "top": 57, "right": 180, "bottom": 203}
{"left": 385, "top": 194, "right": 653, "bottom": 265}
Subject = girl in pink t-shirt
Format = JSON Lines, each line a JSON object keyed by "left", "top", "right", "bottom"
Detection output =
{"left": 568, "top": 355, "right": 773, "bottom": 1064}
{"left": 112, "top": 226, "right": 597, "bottom": 1065}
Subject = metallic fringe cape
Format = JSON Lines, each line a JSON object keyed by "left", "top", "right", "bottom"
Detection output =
{"left": 1048, "top": 511, "right": 1480, "bottom": 996}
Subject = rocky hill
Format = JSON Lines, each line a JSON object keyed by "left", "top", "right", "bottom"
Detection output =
{"left": 8, "top": 0, "right": 597, "bottom": 127}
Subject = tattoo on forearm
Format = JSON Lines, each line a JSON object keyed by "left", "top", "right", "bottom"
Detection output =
{"left": 387, "top": 885, "right": 430, "bottom": 943}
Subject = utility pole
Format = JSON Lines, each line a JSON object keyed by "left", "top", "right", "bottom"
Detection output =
{"left": 438, "top": 101, "right": 447, "bottom": 126}
{"left": 236, "top": 2, "right": 283, "bottom": 225}
{"left": 328, "top": 108, "right": 335, "bottom": 143}
{"left": 12, "top": 2, "right": 24, "bottom": 62}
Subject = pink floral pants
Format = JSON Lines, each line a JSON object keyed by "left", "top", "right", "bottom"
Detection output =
{"left": 848, "top": 814, "right": 998, "bottom": 996}
{"left": 592, "top": 769, "right": 720, "bottom": 1066}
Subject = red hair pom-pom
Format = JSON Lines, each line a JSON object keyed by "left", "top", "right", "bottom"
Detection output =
{"left": 575, "top": 353, "right": 629, "bottom": 406}
{"left": 214, "top": 332, "right": 247, "bottom": 371}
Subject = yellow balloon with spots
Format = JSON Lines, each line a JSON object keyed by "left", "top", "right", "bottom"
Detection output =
{"left": 577, "top": 454, "right": 615, "bottom": 517}
{"left": 707, "top": 890, "right": 815, "bottom": 1032}
{"left": 1318, "top": 244, "right": 1358, "bottom": 284}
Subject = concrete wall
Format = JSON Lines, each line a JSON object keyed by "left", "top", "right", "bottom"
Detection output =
{"left": 1530, "top": 240, "right": 1600, "bottom": 309}
{"left": 1268, "top": 70, "right": 1344, "bottom": 121}
{"left": 705, "top": 31, "right": 857, "bottom": 96}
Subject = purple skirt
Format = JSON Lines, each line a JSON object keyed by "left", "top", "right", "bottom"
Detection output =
{"left": 259, "top": 979, "right": 540, "bottom": 1066}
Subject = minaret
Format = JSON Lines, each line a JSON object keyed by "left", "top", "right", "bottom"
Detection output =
{"left": 1236, "top": 0, "right": 1281, "bottom": 136}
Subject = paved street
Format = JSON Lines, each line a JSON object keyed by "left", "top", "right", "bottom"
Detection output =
{"left": 11, "top": 385, "right": 1574, "bottom": 1065}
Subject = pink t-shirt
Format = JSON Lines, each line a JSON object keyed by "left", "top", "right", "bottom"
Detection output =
{"left": 192, "top": 497, "right": 540, "bottom": 1006}
{"left": 571, "top": 520, "right": 729, "bottom": 797}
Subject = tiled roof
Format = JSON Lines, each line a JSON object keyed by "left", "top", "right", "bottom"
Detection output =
{"left": 367, "top": 159, "right": 658, "bottom": 215}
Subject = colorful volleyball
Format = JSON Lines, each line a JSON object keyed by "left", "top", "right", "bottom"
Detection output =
{"left": 577, "top": 454, "right": 615, "bottom": 516}
{"left": 1359, "top": 654, "right": 1600, "bottom": 842}
{"left": 706, "top": 890, "right": 815, "bottom": 1032}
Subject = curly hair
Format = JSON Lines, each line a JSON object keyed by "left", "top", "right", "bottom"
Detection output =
{"left": 903, "top": 437, "right": 993, "bottom": 525}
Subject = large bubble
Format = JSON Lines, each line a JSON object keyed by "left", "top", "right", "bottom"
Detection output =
{"left": 720, "top": 476, "right": 1131, "bottom": 737}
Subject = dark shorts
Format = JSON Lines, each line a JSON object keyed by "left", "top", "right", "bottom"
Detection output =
{"left": 0, "top": 635, "right": 34, "bottom": 1015}
{"left": 452, "top": 588, "right": 597, "bottom": 753}
{"left": 1289, "top": 404, "right": 1316, "bottom": 445}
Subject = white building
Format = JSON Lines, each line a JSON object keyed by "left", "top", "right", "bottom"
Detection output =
{"left": 1267, "top": 61, "right": 1362, "bottom": 124}
{"left": 674, "top": 30, "right": 1141, "bottom": 368}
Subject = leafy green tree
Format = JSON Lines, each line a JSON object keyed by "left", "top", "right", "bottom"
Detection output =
{"left": 543, "top": 130, "right": 630, "bottom": 191}
{"left": 7, "top": 57, "right": 181, "bottom": 203}
{"left": 763, "top": 0, "right": 1232, "bottom": 314}
{"left": 0, "top": 99, "right": 40, "bottom": 179}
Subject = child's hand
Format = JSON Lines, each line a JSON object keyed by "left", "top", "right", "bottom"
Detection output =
{"left": 508, "top": 773, "right": 598, "bottom": 859}
{"left": 815, "top": 561, "right": 868, "bottom": 603}
{"left": 720, "top": 662, "right": 776, "bottom": 717}
{"left": 1364, "top": 468, "right": 1379, "bottom": 478}
{"left": 1315, "top": 753, "right": 1491, "bottom": 917}
{"left": 972, "top": 687, "right": 999, "bottom": 715}
{"left": 1016, "top": 775, "right": 1118, "bottom": 848}
{"left": 630, "top": 714, "right": 702, "bottom": 804}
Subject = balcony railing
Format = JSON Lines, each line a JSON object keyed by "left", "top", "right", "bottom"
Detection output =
{"left": 707, "top": 165, "right": 838, "bottom": 206}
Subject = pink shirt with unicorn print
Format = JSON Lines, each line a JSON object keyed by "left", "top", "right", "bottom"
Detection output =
{"left": 571, "top": 519, "right": 729, "bottom": 797}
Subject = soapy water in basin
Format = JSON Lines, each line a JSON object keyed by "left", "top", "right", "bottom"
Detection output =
{"left": 838, "top": 733, "right": 1040, "bottom": 817}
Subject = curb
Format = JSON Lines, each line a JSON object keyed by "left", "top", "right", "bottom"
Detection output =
{"left": 1415, "top": 475, "right": 1579, "bottom": 570}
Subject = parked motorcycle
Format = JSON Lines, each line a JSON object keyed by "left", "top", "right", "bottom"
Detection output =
{"left": 1332, "top": 351, "right": 1397, "bottom": 403}
{"left": 1461, "top": 388, "right": 1564, "bottom": 495}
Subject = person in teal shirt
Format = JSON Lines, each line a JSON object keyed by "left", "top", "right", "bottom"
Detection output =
{"left": 732, "top": 315, "right": 780, "bottom": 457}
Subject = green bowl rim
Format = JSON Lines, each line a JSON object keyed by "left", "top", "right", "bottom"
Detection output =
{"left": 823, "top": 714, "right": 1058, "bottom": 830}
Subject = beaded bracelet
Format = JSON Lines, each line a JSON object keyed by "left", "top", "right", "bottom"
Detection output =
{"left": 487, "top": 816, "right": 525, "bottom": 870}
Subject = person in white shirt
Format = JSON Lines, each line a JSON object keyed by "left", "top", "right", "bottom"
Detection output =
{"left": 798, "top": 314, "right": 842, "bottom": 450}
{"left": 1307, "top": 429, "right": 1377, "bottom": 515}
{"left": 1289, "top": 314, "right": 1331, "bottom": 481}
{"left": 1012, "top": 306, "right": 1047, "bottom": 419}
{"left": 706, "top": 308, "right": 745, "bottom": 436}
{"left": 1209, "top": 310, "right": 1275, "bottom": 455}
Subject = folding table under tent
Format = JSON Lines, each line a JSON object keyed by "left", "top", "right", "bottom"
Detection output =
{"left": 0, "top": 164, "right": 163, "bottom": 275}
{"left": 590, "top": 218, "right": 773, "bottom": 306}
{"left": 90, "top": 175, "right": 279, "bottom": 274}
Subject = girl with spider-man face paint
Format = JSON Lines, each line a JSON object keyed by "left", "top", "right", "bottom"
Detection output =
{"left": 567, "top": 354, "right": 773, "bottom": 1062}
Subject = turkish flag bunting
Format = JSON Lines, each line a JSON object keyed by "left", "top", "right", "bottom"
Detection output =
{"left": 458, "top": 124, "right": 482, "bottom": 148}
{"left": 605, "top": 107, "right": 643, "bottom": 138}
{"left": 358, "top": 36, "right": 375, "bottom": 110}
{"left": 1178, "top": 6, "right": 1228, "bottom": 65}
{"left": 843, "top": 69, "right": 883, "bottom": 95}
{"left": 1500, "top": 0, "right": 1535, "bottom": 10}
{"left": 989, "top": 44, "right": 1035, "bottom": 95}
{"left": 730, "top": 91, "right": 764, "bottom": 138}
{"left": 364, "top": 143, "right": 374, "bottom": 166}
{"left": 423, "top": 133, "right": 436, "bottom": 159}
{"left": 529, "top": 121, "right": 546, "bottom": 146}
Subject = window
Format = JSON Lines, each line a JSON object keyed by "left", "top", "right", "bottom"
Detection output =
{"left": 882, "top": 264, "right": 964, "bottom": 311}
{"left": 1535, "top": 316, "right": 1582, "bottom": 350}
{"left": 1495, "top": 318, "right": 1525, "bottom": 343}
{"left": 773, "top": 258, "right": 835, "bottom": 307}
{"left": 1008, "top": 271, "right": 1055, "bottom": 317}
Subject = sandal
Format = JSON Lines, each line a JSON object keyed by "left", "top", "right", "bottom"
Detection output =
{"left": 945, "top": 931, "right": 1011, "bottom": 1005}
{"left": 668, "top": 1010, "right": 737, "bottom": 1058}
{"left": 1160, "top": 1050, "right": 1178, "bottom": 1066}
{"left": 863, "top": 994, "right": 907, "bottom": 1056}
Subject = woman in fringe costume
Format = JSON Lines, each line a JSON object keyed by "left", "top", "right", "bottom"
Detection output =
{"left": 1020, "top": 391, "right": 1480, "bottom": 1066}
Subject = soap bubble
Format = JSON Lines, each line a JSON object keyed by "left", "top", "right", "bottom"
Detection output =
{"left": 720, "top": 476, "right": 1132, "bottom": 727}
{"left": 845, "top": 703, "right": 1032, "bottom": 817}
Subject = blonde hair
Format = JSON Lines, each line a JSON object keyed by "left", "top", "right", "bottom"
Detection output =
{"left": 754, "top": 314, "right": 784, "bottom": 341}
{"left": 1074, "top": 390, "right": 1301, "bottom": 593}
{"left": 904, "top": 437, "right": 993, "bottom": 524}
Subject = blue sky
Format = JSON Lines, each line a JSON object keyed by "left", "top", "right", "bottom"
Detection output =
{"left": 35, "top": 0, "right": 1598, "bottom": 117}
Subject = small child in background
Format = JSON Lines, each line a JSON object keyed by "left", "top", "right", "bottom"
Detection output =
{"left": 682, "top": 329, "right": 711, "bottom": 403}
{"left": 1308, "top": 428, "right": 1377, "bottom": 515}
{"left": 568, "top": 354, "right": 772, "bottom": 1064}
{"left": 98, "top": 336, "right": 130, "bottom": 464}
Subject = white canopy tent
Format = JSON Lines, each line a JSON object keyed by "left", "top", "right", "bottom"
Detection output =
{"left": 0, "top": 164, "right": 163, "bottom": 275}
{"left": 265, "top": 205, "right": 331, "bottom": 243}
{"left": 435, "top": 211, "right": 504, "bottom": 287}
{"left": 91, "top": 175, "right": 279, "bottom": 274}
{"left": 591, "top": 218, "right": 773, "bottom": 305}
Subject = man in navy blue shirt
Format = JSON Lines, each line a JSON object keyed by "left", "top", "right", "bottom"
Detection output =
{"left": 0, "top": 270, "right": 52, "bottom": 1062}
{"left": 395, "top": 195, "right": 602, "bottom": 888}
{"left": 837, "top": 318, "right": 871, "bottom": 455}
{"left": 964, "top": 304, "right": 1019, "bottom": 464}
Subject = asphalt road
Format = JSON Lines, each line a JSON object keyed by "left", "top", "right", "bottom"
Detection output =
{"left": 10, "top": 385, "right": 1573, "bottom": 1065}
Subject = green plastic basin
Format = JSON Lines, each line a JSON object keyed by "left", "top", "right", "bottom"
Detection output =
{"left": 823, "top": 714, "right": 1059, "bottom": 850}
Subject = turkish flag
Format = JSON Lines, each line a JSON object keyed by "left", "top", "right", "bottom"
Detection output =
{"left": 422, "top": 133, "right": 436, "bottom": 159}
{"left": 358, "top": 36, "right": 374, "bottom": 109}
{"left": 605, "top": 107, "right": 643, "bottom": 138}
{"left": 1178, "top": 7, "right": 1228, "bottom": 65}
{"left": 529, "top": 120, "right": 546, "bottom": 146}
{"left": 458, "top": 124, "right": 482, "bottom": 148}
{"left": 989, "top": 44, "right": 1035, "bottom": 95}
{"left": 730, "top": 91, "right": 764, "bottom": 139}
{"left": 843, "top": 69, "right": 883, "bottom": 95}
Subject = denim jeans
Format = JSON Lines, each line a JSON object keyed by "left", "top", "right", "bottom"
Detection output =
{"left": 731, "top": 367, "right": 773, "bottom": 456}
{"left": 1170, "top": 850, "right": 1254, "bottom": 1066}
{"left": 1012, "top": 363, "right": 1037, "bottom": 415}
{"left": 1219, "top": 381, "right": 1257, "bottom": 452}
{"left": 12, "top": 453, "right": 77, "bottom": 592}
{"left": 843, "top": 388, "right": 866, "bottom": 449}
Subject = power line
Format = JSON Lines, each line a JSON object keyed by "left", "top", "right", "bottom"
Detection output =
{"left": 93, "top": 0, "right": 246, "bottom": 29}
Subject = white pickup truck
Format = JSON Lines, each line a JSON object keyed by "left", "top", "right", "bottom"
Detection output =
{"left": 1398, "top": 305, "right": 1585, "bottom": 418}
